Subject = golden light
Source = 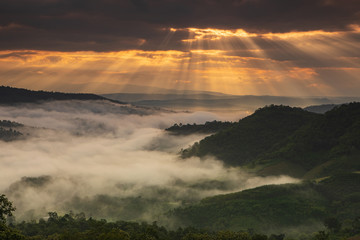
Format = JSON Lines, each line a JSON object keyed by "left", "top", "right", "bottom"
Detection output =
{"left": 1, "top": 25, "right": 359, "bottom": 96}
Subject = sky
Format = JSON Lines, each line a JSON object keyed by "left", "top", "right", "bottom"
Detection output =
{"left": 0, "top": 0, "right": 360, "bottom": 96}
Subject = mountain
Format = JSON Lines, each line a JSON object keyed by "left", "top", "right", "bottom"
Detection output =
{"left": 171, "top": 173, "right": 360, "bottom": 233}
{"left": 181, "top": 103, "right": 360, "bottom": 179}
{"left": 261, "top": 102, "right": 360, "bottom": 179}
{"left": 104, "top": 91, "right": 360, "bottom": 113}
{"left": 181, "top": 105, "right": 319, "bottom": 166}
{"left": 304, "top": 104, "right": 338, "bottom": 114}
{"left": 0, "top": 86, "right": 124, "bottom": 105}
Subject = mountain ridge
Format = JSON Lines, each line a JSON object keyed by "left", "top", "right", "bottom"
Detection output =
{"left": 180, "top": 103, "right": 360, "bottom": 179}
{"left": 0, "top": 85, "right": 125, "bottom": 105}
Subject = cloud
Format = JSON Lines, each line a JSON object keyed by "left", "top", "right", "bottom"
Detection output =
{"left": 0, "top": 0, "right": 359, "bottom": 51}
{"left": 0, "top": 100, "right": 299, "bottom": 223}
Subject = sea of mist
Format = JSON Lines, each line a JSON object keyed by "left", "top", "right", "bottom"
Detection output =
{"left": 0, "top": 100, "right": 299, "bottom": 224}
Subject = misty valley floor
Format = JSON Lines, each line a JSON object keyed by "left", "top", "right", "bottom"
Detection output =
{"left": 0, "top": 100, "right": 298, "bottom": 223}
{"left": 1, "top": 97, "right": 360, "bottom": 240}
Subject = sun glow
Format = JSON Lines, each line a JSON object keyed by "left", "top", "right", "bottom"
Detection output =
{"left": 182, "top": 28, "right": 257, "bottom": 42}
{"left": 1, "top": 26, "right": 359, "bottom": 96}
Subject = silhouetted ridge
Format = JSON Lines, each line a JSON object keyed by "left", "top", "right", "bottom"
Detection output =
{"left": 0, "top": 86, "right": 125, "bottom": 104}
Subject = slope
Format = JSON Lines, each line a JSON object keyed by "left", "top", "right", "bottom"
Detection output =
{"left": 181, "top": 103, "right": 360, "bottom": 178}
{"left": 181, "top": 105, "right": 319, "bottom": 167}
{"left": 171, "top": 173, "right": 360, "bottom": 233}
{"left": 260, "top": 102, "right": 360, "bottom": 178}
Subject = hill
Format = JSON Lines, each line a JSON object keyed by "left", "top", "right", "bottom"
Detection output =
{"left": 259, "top": 102, "right": 360, "bottom": 178}
{"left": 181, "top": 105, "right": 319, "bottom": 166}
{"left": 181, "top": 103, "right": 360, "bottom": 178}
{"left": 170, "top": 173, "right": 360, "bottom": 233}
{"left": 103, "top": 91, "right": 360, "bottom": 112}
{"left": 166, "top": 121, "right": 236, "bottom": 135}
{"left": 0, "top": 120, "right": 24, "bottom": 141}
{"left": 304, "top": 104, "right": 338, "bottom": 114}
{"left": 0, "top": 86, "right": 124, "bottom": 105}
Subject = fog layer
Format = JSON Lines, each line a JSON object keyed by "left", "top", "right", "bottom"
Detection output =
{"left": 0, "top": 100, "right": 299, "bottom": 222}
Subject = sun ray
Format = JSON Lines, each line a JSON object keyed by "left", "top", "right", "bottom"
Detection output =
{"left": 1, "top": 25, "right": 359, "bottom": 96}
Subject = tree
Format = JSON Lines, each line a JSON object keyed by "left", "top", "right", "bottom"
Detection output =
{"left": 324, "top": 217, "right": 341, "bottom": 233}
{"left": 269, "top": 234, "right": 285, "bottom": 240}
{"left": 314, "top": 231, "right": 329, "bottom": 240}
{"left": 98, "top": 228, "right": 130, "bottom": 240}
{"left": 0, "top": 195, "right": 15, "bottom": 223}
{"left": 352, "top": 217, "right": 360, "bottom": 234}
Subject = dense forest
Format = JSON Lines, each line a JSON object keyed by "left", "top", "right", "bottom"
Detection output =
{"left": 171, "top": 173, "right": 360, "bottom": 233}
{"left": 180, "top": 103, "right": 360, "bottom": 179}
{"left": 1, "top": 193, "right": 359, "bottom": 240}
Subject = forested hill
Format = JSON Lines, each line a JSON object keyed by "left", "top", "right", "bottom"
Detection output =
{"left": 0, "top": 86, "right": 124, "bottom": 104}
{"left": 181, "top": 103, "right": 360, "bottom": 179}
{"left": 181, "top": 105, "right": 319, "bottom": 166}
{"left": 171, "top": 173, "right": 360, "bottom": 233}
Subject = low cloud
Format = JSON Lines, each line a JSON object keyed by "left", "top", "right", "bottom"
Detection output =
{"left": 0, "top": 100, "right": 299, "bottom": 223}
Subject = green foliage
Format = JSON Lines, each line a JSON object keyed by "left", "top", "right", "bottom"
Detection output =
{"left": 313, "top": 231, "right": 329, "bottom": 240}
{"left": 0, "top": 196, "right": 25, "bottom": 240}
{"left": 0, "top": 194, "right": 16, "bottom": 223}
{"left": 182, "top": 105, "right": 319, "bottom": 167}
{"left": 4, "top": 211, "right": 360, "bottom": 240}
{"left": 0, "top": 223, "right": 25, "bottom": 240}
{"left": 181, "top": 103, "right": 360, "bottom": 179}
{"left": 268, "top": 102, "right": 360, "bottom": 178}
{"left": 323, "top": 218, "right": 341, "bottom": 233}
{"left": 171, "top": 182, "right": 328, "bottom": 232}
{"left": 171, "top": 173, "right": 360, "bottom": 233}
{"left": 98, "top": 228, "right": 130, "bottom": 240}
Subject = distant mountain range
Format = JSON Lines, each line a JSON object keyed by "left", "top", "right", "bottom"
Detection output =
{"left": 103, "top": 92, "right": 360, "bottom": 112}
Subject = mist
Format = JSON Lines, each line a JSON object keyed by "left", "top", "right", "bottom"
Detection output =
{"left": 0, "top": 100, "right": 299, "bottom": 224}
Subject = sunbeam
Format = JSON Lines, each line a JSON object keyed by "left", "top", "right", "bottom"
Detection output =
{"left": 1, "top": 26, "right": 359, "bottom": 96}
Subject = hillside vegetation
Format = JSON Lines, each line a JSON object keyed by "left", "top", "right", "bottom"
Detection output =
{"left": 171, "top": 173, "right": 360, "bottom": 233}
{"left": 181, "top": 103, "right": 360, "bottom": 178}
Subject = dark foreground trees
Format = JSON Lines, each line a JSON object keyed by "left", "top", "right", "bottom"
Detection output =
{"left": 0, "top": 194, "right": 24, "bottom": 240}
{"left": 0, "top": 194, "right": 16, "bottom": 223}
{"left": 1, "top": 194, "right": 360, "bottom": 240}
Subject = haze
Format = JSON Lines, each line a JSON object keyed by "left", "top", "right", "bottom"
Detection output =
{"left": 0, "top": 100, "right": 298, "bottom": 222}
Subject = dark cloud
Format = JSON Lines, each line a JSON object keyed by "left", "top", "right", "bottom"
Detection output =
{"left": 0, "top": 0, "right": 359, "bottom": 51}
{"left": 0, "top": 51, "right": 38, "bottom": 60}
